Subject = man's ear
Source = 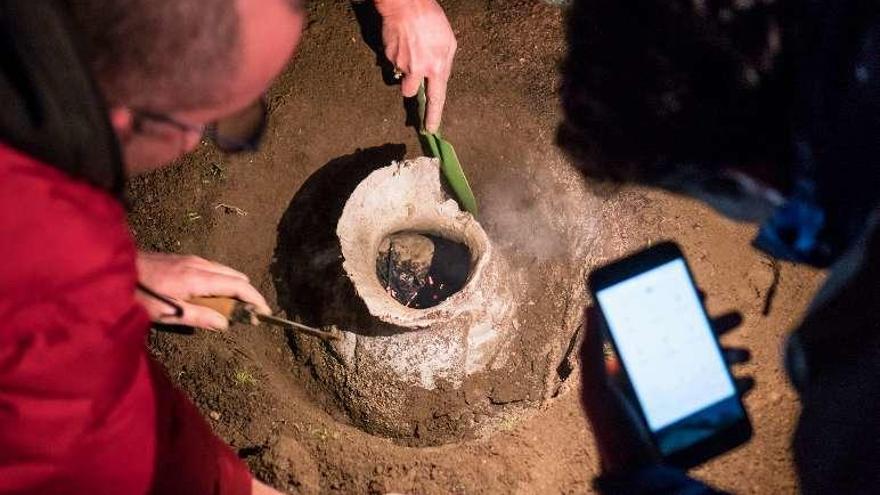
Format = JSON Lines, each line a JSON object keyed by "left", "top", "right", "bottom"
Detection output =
{"left": 108, "top": 107, "right": 134, "bottom": 141}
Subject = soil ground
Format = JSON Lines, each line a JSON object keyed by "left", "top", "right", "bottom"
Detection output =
{"left": 128, "top": 1, "right": 825, "bottom": 493}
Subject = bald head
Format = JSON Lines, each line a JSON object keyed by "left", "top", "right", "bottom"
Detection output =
{"left": 66, "top": 0, "right": 303, "bottom": 174}
{"left": 68, "top": 0, "right": 303, "bottom": 112}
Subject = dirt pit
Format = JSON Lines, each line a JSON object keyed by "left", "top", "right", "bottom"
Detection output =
{"left": 282, "top": 157, "right": 585, "bottom": 446}
{"left": 130, "top": 0, "right": 825, "bottom": 493}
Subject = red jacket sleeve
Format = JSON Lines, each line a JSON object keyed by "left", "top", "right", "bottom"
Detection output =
{"left": 0, "top": 146, "right": 252, "bottom": 495}
{"left": 148, "top": 358, "right": 253, "bottom": 495}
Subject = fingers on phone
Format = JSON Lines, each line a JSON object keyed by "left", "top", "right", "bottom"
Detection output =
{"left": 735, "top": 376, "right": 756, "bottom": 397}
{"left": 723, "top": 347, "right": 751, "bottom": 365}
{"left": 711, "top": 312, "right": 743, "bottom": 336}
{"left": 697, "top": 288, "right": 744, "bottom": 337}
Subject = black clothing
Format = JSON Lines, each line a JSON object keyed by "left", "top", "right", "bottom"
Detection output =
{"left": 595, "top": 0, "right": 880, "bottom": 492}
{"left": 0, "top": 0, "right": 123, "bottom": 195}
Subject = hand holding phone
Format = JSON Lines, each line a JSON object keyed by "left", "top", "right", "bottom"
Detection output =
{"left": 582, "top": 242, "right": 753, "bottom": 472}
{"left": 580, "top": 307, "right": 657, "bottom": 474}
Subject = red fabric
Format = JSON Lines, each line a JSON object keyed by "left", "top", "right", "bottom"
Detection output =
{"left": 0, "top": 143, "right": 252, "bottom": 495}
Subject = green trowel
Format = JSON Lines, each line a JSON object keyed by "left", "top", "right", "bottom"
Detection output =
{"left": 416, "top": 84, "right": 478, "bottom": 216}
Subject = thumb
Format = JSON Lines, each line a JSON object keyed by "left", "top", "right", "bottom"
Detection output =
{"left": 159, "top": 302, "right": 230, "bottom": 331}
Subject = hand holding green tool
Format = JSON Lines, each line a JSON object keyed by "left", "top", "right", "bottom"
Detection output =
{"left": 417, "top": 84, "right": 478, "bottom": 215}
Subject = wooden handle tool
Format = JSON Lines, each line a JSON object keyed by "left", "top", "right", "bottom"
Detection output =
{"left": 188, "top": 296, "right": 340, "bottom": 341}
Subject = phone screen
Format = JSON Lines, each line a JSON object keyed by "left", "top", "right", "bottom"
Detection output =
{"left": 595, "top": 257, "right": 744, "bottom": 455}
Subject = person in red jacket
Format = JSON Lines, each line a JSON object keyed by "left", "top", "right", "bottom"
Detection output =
{"left": 0, "top": 0, "right": 299, "bottom": 493}
{"left": 0, "top": 0, "right": 455, "bottom": 494}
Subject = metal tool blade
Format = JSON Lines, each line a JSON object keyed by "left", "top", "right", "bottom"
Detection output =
{"left": 255, "top": 313, "right": 340, "bottom": 341}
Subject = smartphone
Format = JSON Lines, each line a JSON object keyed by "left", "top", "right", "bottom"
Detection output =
{"left": 588, "top": 241, "right": 752, "bottom": 469}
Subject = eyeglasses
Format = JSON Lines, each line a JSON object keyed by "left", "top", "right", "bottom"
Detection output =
{"left": 131, "top": 98, "right": 269, "bottom": 154}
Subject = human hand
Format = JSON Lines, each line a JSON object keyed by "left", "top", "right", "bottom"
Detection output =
{"left": 579, "top": 306, "right": 753, "bottom": 475}
{"left": 375, "top": 0, "right": 456, "bottom": 132}
{"left": 135, "top": 251, "right": 270, "bottom": 331}
{"left": 252, "top": 478, "right": 286, "bottom": 495}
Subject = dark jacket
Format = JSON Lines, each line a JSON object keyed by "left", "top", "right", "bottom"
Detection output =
{"left": 595, "top": 0, "right": 880, "bottom": 493}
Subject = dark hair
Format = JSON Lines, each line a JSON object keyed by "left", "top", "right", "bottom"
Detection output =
{"left": 557, "top": 0, "right": 795, "bottom": 184}
{"left": 66, "top": 0, "right": 242, "bottom": 111}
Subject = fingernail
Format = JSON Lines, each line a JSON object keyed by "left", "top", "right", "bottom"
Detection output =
{"left": 210, "top": 320, "right": 229, "bottom": 332}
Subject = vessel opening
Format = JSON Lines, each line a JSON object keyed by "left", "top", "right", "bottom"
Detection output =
{"left": 376, "top": 232, "right": 471, "bottom": 309}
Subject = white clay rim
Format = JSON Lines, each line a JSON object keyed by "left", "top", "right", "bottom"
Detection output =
{"left": 336, "top": 158, "right": 492, "bottom": 329}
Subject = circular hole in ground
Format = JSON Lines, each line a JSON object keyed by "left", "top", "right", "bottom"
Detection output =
{"left": 376, "top": 232, "right": 471, "bottom": 309}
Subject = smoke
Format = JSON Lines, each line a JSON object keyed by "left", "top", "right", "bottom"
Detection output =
{"left": 478, "top": 152, "right": 602, "bottom": 264}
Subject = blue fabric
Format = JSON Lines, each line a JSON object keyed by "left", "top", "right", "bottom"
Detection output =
{"left": 752, "top": 136, "right": 833, "bottom": 266}
{"left": 753, "top": 179, "right": 830, "bottom": 266}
